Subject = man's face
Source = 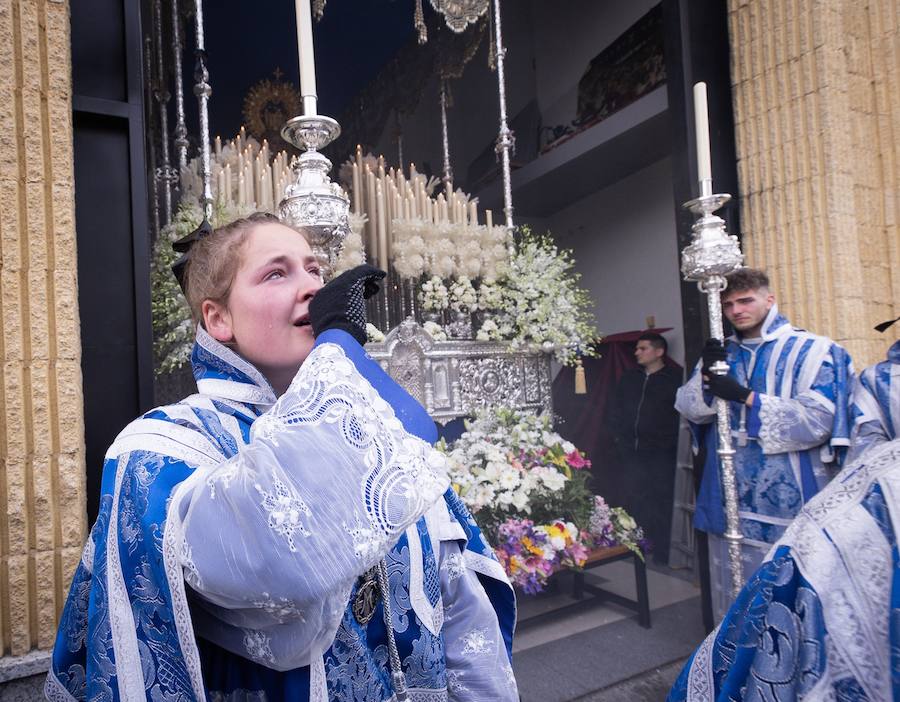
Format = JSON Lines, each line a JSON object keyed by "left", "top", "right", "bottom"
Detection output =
{"left": 634, "top": 340, "right": 664, "bottom": 367}
{"left": 722, "top": 287, "right": 775, "bottom": 336}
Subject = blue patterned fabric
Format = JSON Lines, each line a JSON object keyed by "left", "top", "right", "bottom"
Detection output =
{"left": 669, "top": 440, "right": 900, "bottom": 701}
{"left": 849, "top": 340, "right": 900, "bottom": 464}
{"left": 46, "top": 328, "right": 515, "bottom": 701}
{"left": 677, "top": 306, "right": 854, "bottom": 546}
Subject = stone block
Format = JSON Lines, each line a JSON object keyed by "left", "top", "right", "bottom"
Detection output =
{"left": 0, "top": 180, "right": 22, "bottom": 272}
{"left": 33, "top": 550, "right": 57, "bottom": 649}
{"left": 28, "top": 360, "right": 52, "bottom": 456}
{"left": 1, "top": 270, "right": 25, "bottom": 360}
{"left": 54, "top": 360, "right": 84, "bottom": 450}
{"left": 3, "top": 361, "right": 27, "bottom": 463}
{"left": 27, "top": 268, "right": 50, "bottom": 361}
{"left": 31, "top": 456, "right": 55, "bottom": 553}
{"left": 57, "top": 452, "right": 86, "bottom": 547}
{"left": 60, "top": 545, "right": 83, "bottom": 591}
{"left": 6, "top": 554, "right": 32, "bottom": 655}
{"left": 25, "top": 181, "right": 48, "bottom": 270}
{"left": 50, "top": 183, "right": 76, "bottom": 270}
{"left": 52, "top": 268, "right": 81, "bottom": 360}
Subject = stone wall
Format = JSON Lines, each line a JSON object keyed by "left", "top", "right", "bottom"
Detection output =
{"left": 728, "top": 0, "right": 900, "bottom": 366}
{"left": 0, "top": 0, "right": 86, "bottom": 661}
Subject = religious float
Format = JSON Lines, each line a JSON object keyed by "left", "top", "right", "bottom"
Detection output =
{"left": 146, "top": 0, "right": 755, "bottom": 600}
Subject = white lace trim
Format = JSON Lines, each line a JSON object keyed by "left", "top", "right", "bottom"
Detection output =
{"left": 462, "top": 549, "right": 510, "bottom": 586}
{"left": 408, "top": 688, "right": 448, "bottom": 702}
{"left": 44, "top": 668, "right": 76, "bottom": 702}
{"left": 309, "top": 647, "right": 328, "bottom": 702}
{"left": 106, "top": 455, "right": 148, "bottom": 702}
{"left": 163, "top": 475, "right": 208, "bottom": 700}
{"left": 406, "top": 522, "right": 442, "bottom": 636}
{"left": 195, "top": 325, "right": 278, "bottom": 405}
{"left": 686, "top": 623, "right": 718, "bottom": 702}
{"left": 107, "top": 418, "right": 222, "bottom": 466}
{"left": 81, "top": 534, "right": 95, "bottom": 573}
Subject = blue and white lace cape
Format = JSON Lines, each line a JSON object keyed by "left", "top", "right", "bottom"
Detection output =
{"left": 848, "top": 340, "right": 900, "bottom": 464}
{"left": 45, "top": 328, "right": 517, "bottom": 702}
{"left": 675, "top": 306, "right": 854, "bottom": 546}
{"left": 668, "top": 438, "right": 900, "bottom": 701}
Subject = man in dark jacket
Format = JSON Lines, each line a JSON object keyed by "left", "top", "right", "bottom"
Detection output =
{"left": 606, "top": 332, "right": 682, "bottom": 564}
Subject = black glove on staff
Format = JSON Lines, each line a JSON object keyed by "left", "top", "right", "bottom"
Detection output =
{"left": 701, "top": 338, "right": 728, "bottom": 372}
{"left": 309, "top": 265, "right": 386, "bottom": 345}
{"left": 701, "top": 338, "right": 752, "bottom": 403}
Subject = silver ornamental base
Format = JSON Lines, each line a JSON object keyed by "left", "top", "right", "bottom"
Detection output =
{"left": 366, "top": 318, "right": 553, "bottom": 423}
{"left": 278, "top": 114, "right": 350, "bottom": 280}
{"left": 682, "top": 188, "right": 745, "bottom": 599}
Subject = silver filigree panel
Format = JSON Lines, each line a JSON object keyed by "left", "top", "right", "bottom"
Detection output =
{"left": 367, "top": 319, "right": 553, "bottom": 422}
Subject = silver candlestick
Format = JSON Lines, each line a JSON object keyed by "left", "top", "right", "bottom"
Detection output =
{"left": 279, "top": 115, "right": 350, "bottom": 281}
{"left": 682, "top": 179, "right": 745, "bottom": 598}
{"left": 193, "top": 0, "right": 213, "bottom": 221}
{"left": 492, "top": 0, "right": 515, "bottom": 228}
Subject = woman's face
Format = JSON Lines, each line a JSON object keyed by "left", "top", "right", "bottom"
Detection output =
{"left": 203, "top": 222, "right": 323, "bottom": 394}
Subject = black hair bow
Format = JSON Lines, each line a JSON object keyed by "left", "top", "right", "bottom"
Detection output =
{"left": 171, "top": 218, "right": 213, "bottom": 292}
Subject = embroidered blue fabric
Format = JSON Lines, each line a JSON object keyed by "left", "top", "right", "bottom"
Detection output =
{"left": 47, "top": 329, "right": 515, "bottom": 701}
{"left": 669, "top": 443, "right": 900, "bottom": 701}
{"left": 848, "top": 340, "right": 900, "bottom": 463}
{"left": 683, "top": 309, "right": 854, "bottom": 542}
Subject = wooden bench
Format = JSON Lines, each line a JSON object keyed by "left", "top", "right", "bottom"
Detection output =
{"left": 517, "top": 545, "right": 651, "bottom": 629}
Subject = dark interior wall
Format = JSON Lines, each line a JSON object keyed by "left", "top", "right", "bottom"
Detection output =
{"left": 662, "top": 0, "right": 741, "bottom": 370}
{"left": 71, "top": 0, "right": 152, "bottom": 523}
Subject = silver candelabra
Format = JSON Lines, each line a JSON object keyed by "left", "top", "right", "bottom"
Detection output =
{"left": 682, "top": 179, "right": 745, "bottom": 598}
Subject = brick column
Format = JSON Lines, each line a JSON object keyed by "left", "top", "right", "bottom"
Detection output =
{"left": 0, "top": 0, "right": 86, "bottom": 656}
{"left": 728, "top": 0, "right": 900, "bottom": 366}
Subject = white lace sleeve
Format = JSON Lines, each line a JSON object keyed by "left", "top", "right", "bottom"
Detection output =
{"left": 757, "top": 392, "right": 835, "bottom": 455}
{"left": 169, "top": 342, "right": 450, "bottom": 670}
{"left": 440, "top": 541, "right": 518, "bottom": 701}
{"left": 674, "top": 365, "right": 716, "bottom": 424}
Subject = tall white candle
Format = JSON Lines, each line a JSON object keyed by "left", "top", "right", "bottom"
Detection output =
{"left": 376, "top": 181, "right": 388, "bottom": 268}
{"left": 693, "top": 82, "right": 712, "bottom": 184}
{"left": 295, "top": 0, "right": 317, "bottom": 115}
{"left": 351, "top": 163, "right": 361, "bottom": 214}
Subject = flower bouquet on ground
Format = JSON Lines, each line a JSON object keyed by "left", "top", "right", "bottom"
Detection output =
{"left": 440, "top": 407, "right": 645, "bottom": 593}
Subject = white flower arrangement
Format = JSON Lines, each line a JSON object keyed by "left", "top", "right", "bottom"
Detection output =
{"left": 422, "top": 320, "right": 447, "bottom": 341}
{"left": 419, "top": 276, "right": 450, "bottom": 311}
{"left": 365, "top": 323, "right": 385, "bottom": 343}
{"left": 332, "top": 213, "right": 367, "bottom": 275}
{"left": 448, "top": 276, "right": 478, "bottom": 313}
{"left": 489, "top": 227, "right": 598, "bottom": 366}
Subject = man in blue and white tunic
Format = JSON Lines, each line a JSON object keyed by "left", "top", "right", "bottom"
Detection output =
{"left": 847, "top": 318, "right": 900, "bottom": 464}
{"left": 675, "top": 268, "right": 853, "bottom": 619}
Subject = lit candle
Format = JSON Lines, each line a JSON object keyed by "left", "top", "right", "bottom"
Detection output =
{"left": 693, "top": 82, "right": 712, "bottom": 185}
{"left": 214, "top": 135, "right": 222, "bottom": 158}
{"left": 469, "top": 200, "right": 478, "bottom": 225}
{"left": 238, "top": 173, "right": 246, "bottom": 206}
{"left": 295, "top": 0, "right": 317, "bottom": 115}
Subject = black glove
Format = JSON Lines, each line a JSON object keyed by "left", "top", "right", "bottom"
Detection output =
{"left": 701, "top": 338, "right": 728, "bottom": 372}
{"left": 309, "top": 265, "right": 386, "bottom": 344}
{"left": 705, "top": 373, "right": 752, "bottom": 403}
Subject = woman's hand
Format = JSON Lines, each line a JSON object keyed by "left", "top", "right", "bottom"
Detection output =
{"left": 309, "top": 265, "right": 386, "bottom": 344}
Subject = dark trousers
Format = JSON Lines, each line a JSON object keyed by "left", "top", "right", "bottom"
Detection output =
{"left": 617, "top": 445, "right": 677, "bottom": 565}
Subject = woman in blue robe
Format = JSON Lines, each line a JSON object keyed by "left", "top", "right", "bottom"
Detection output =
{"left": 45, "top": 213, "right": 518, "bottom": 702}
